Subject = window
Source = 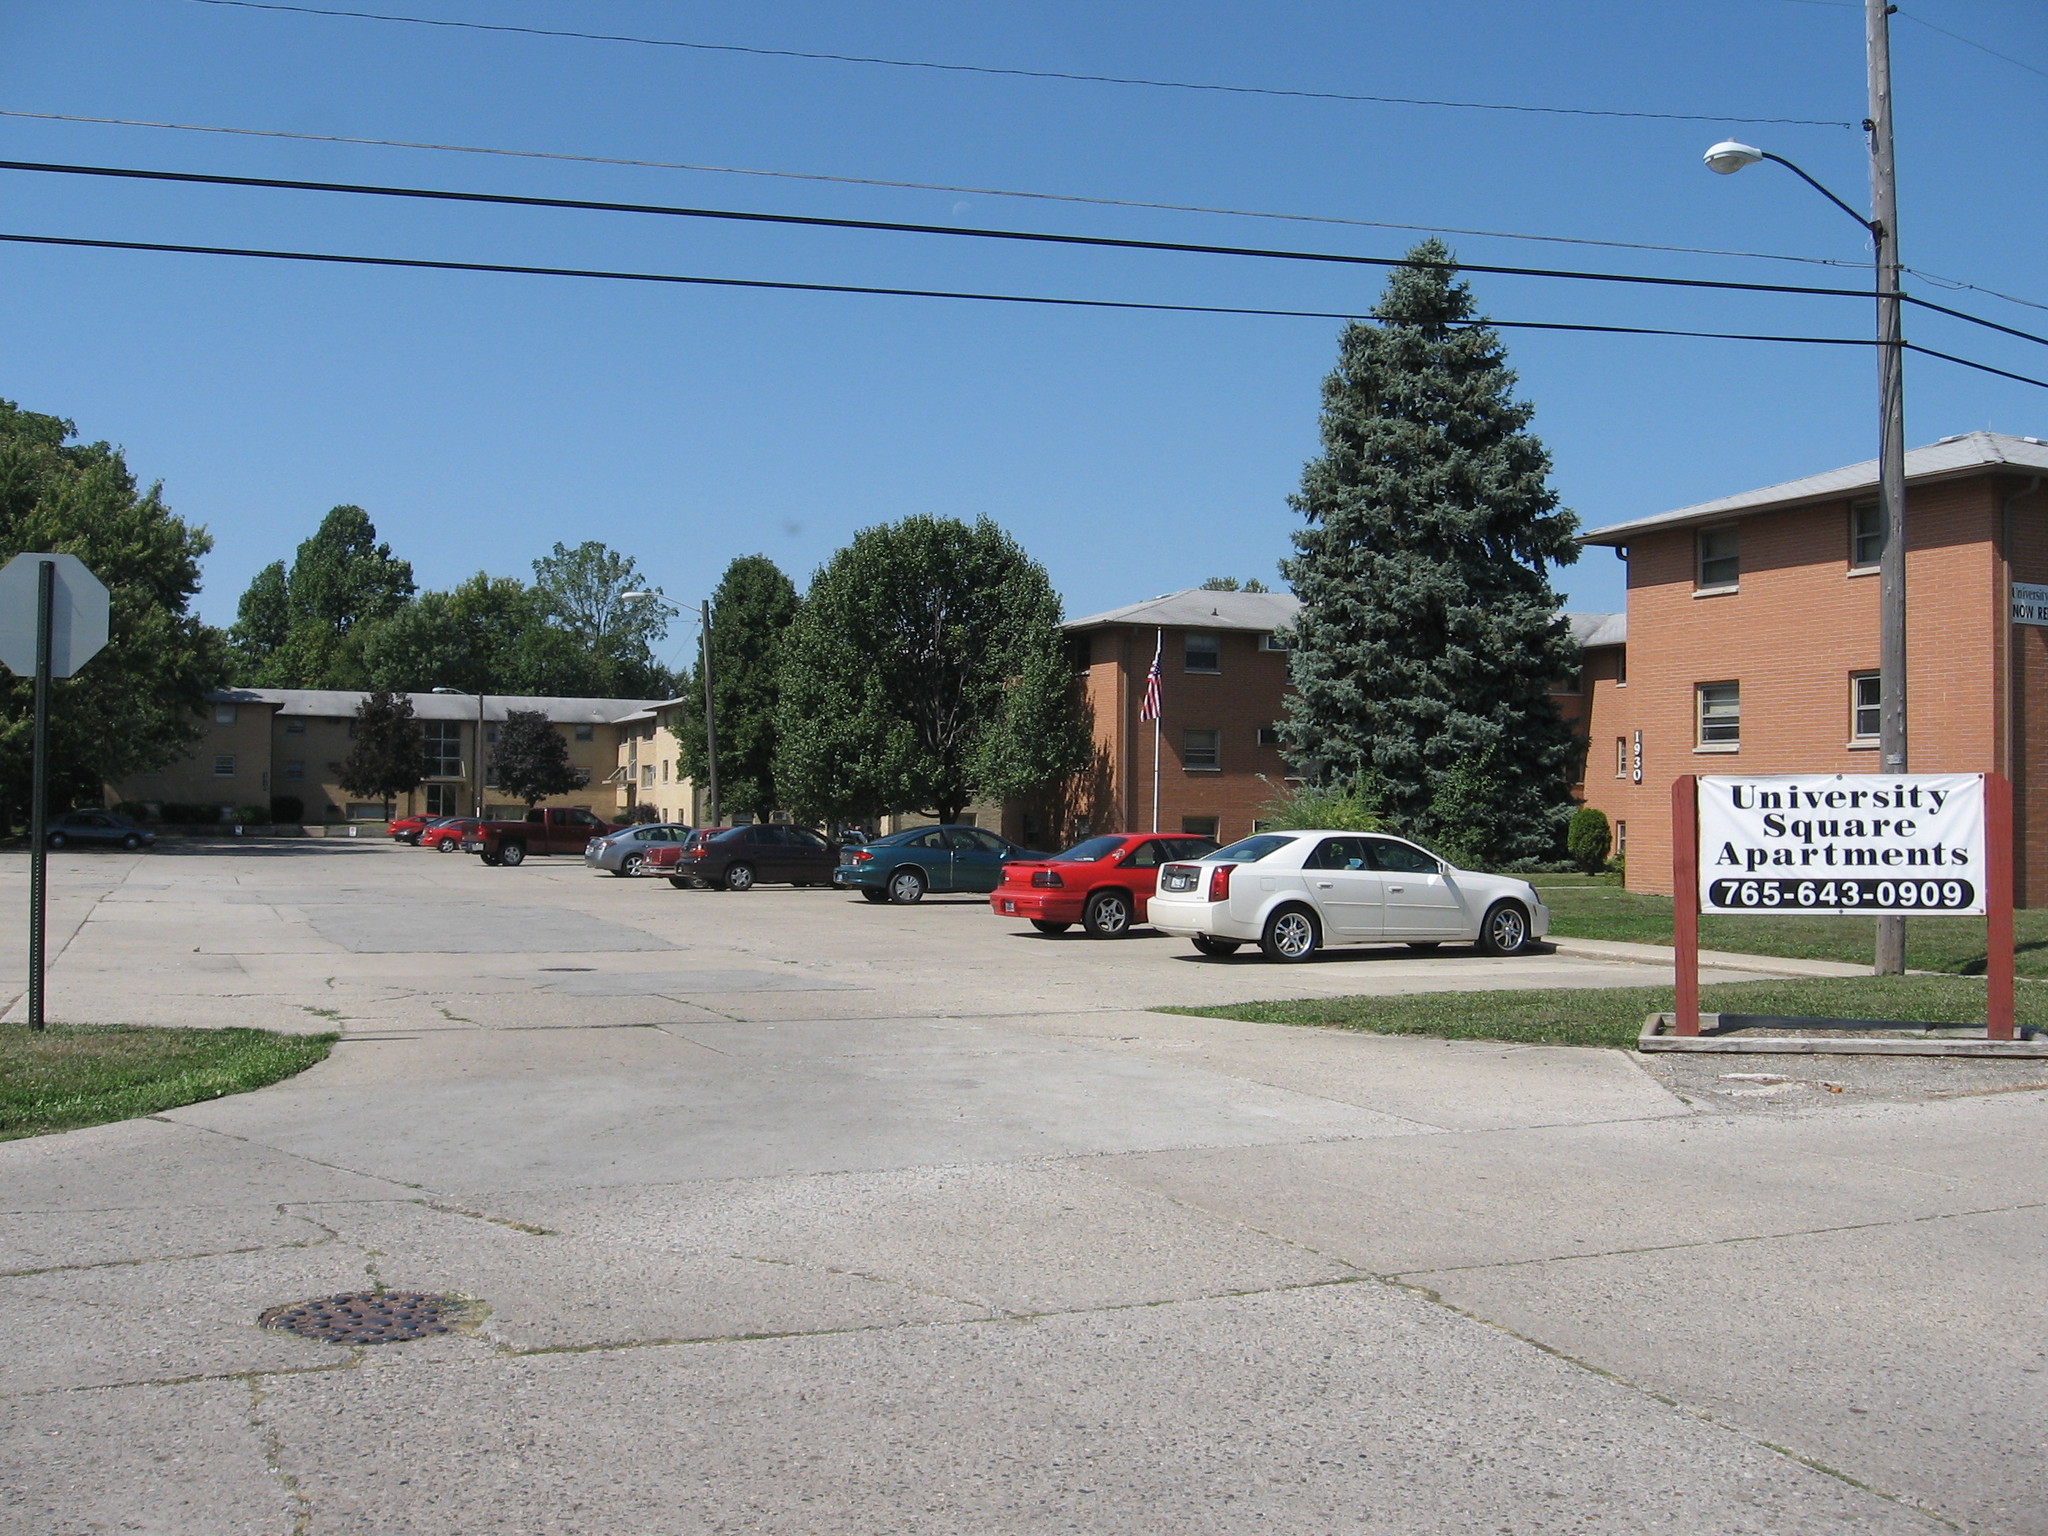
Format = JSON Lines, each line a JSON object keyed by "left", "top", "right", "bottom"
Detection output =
{"left": 1615, "top": 737, "right": 1628, "bottom": 778}
{"left": 1181, "top": 728, "right": 1220, "bottom": 770}
{"left": 1851, "top": 672, "right": 1881, "bottom": 741}
{"left": 422, "top": 721, "right": 463, "bottom": 779}
{"left": 1308, "top": 837, "right": 1370, "bottom": 871}
{"left": 575, "top": 724, "right": 595, "bottom": 741}
{"left": 1697, "top": 683, "right": 1740, "bottom": 748}
{"left": 213, "top": 702, "right": 238, "bottom": 725}
{"left": 1367, "top": 838, "right": 1440, "bottom": 874}
{"left": 1615, "top": 821, "right": 1627, "bottom": 860}
{"left": 1257, "top": 726, "right": 1283, "bottom": 747}
{"left": 1125, "top": 840, "right": 1165, "bottom": 869}
{"left": 1697, "top": 525, "right": 1740, "bottom": 588}
{"left": 1615, "top": 649, "right": 1627, "bottom": 686}
{"left": 284, "top": 719, "right": 306, "bottom": 735}
{"left": 424, "top": 783, "right": 461, "bottom": 816}
{"left": 641, "top": 765, "right": 656, "bottom": 789}
{"left": 1183, "top": 631, "right": 1221, "bottom": 672}
{"left": 1180, "top": 817, "right": 1219, "bottom": 839}
{"left": 661, "top": 760, "right": 670, "bottom": 782}
{"left": 1851, "top": 501, "right": 1884, "bottom": 569}
{"left": 285, "top": 759, "right": 306, "bottom": 781}
{"left": 212, "top": 755, "right": 236, "bottom": 776}
{"left": 1260, "top": 631, "right": 1294, "bottom": 651}
{"left": 346, "top": 802, "right": 387, "bottom": 820}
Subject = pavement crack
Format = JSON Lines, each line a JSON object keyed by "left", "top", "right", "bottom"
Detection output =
{"left": 245, "top": 1374, "right": 316, "bottom": 1536}
{"left": 144, "top": 1116, "right": 437, "bottom": 1195}
{"left": 415, "top": 1198, "right": 557, "bottom": 1236}
{"left": 733, "top": 1252, "right": 996, "bottom": 1313}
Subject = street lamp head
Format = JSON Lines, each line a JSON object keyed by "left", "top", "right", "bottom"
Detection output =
{"left": 430, "top": 686, "right": 462, "bottom": 695}
{"left": 1703, "top": 140, "right": 1765, "bottom": 175}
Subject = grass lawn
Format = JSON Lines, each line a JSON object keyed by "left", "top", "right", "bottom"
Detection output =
{"left": 0, "top": 1025, "right": 336, "bottom": 1140}
{"left": 1159, "top": 973, "right": 2043, "bottom": 1051}
{"left": 1533, "top": 874, "right": 2048, "bottom": 978}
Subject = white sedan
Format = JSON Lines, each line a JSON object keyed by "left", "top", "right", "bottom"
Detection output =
{"left": 1148, "top": 830, "right": 1549, "bottom": 962}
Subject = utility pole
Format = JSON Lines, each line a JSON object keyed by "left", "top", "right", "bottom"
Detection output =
{"left": 1869, "top": 0, "right": 1909, "bottom": 975}
{"left": 699, "top": 600, "right": 720, "bottom": 827}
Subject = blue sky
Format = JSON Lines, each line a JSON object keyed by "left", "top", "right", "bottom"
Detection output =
{"left": 2, "top": 0, "right": 2042, "bottom": 666}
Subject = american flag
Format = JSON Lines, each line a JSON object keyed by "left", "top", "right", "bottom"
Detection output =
{"left": 1138, "top": 644, "right": 1163, "bottom": 722}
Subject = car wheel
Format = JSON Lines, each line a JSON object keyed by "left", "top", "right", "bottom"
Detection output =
{"left": 121, "top": 833, "right": 143, "bottom": 851}
{"left": 860, "top": 888, "right": 890, "bottom": 904}
{"left": 45, "top": 831, "right": 67, "bottom": 850}
{"left": 1259, "top": 904, "right": 1320, "bottom": 963}
{"left": 1031, "top": 919, "right": 1072, "bottom": 934}
{"left": 1405, "top": 941, "right": 1441, "bottom": 952}
{"left": 480, "top": 853, "right": 503, "bottom": 866}
{"left": 439, "top": 840, "right": 458, "bottom": 852}
{"left": 1083, "top": 889, "right": 1133, "bottom": 938}
{"left": 1191, "top": 934, "right": 1241, "bottom": 956}
{"left": 723, "top": 862, "right": 757, "bottom": 892}
{"left": 887, "top": 867, "right": 926, "bottom": 905}
{"left": 668, "top": 876, "right": 691, "bottom": 889}
{"left": 499, "top": 841, "right": 526, "bottom": 867}
{"left": 1475, "top": 900, "right": 1534, "bottom": 956}
{"left": 615, "top": 854, "right": 644, "bottom": 878}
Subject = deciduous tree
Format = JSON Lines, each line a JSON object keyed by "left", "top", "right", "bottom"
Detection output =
{"left": 488, "top": 708, "right": 589, "bottom": 807}
{"left": 335, "top": 689, "right": 426, "bottom": 815}
{"left": 675, "top": 556, "right": 798, "bottom": 822}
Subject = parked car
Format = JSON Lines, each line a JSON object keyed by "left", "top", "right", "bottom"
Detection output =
{"left": 45, "top": 809, "right": 156, "bottom": 851}
{"left": 419, "top": 817, "right": 479, "bottom": 851}
{"left": 1147, "top": 830, "right": 1549, "bottom": 962}
{"left": 834, "top": 825, "right": 1048, "bottom": 904}
{"left": 638, "top": 829, "right": 714, "bottom": 883}
{"left": 387, "top": 814, "right": 445, "bottom": 846}
{"left": 990, "top": 832, "right": 1218, "bottom": 937}
{"left": 462, "top": 807, "right": 619, "bottom": 867}
{"left": 658, "top": 823, "right": 836, "bottom": 891}
{"left": 584, "top": 822, "right": 694, "bottom": 877}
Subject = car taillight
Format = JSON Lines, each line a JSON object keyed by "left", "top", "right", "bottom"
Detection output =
{"left": 1208, "top": 864, "right": 1234, "bottom": 901}
{"left": 1031, "top": 869, "right": 1063, "bottom": 888}
{"left": 851, "top": 849, "right": 873, "bottom": 862}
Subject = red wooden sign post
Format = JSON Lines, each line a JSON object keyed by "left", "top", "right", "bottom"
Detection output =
{"left": 1672, "top": 774, "right": 1700, "bottom": 1037}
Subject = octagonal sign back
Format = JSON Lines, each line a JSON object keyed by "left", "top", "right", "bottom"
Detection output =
{"left": 0, "top": 553, "right": 110, "bottom": 678}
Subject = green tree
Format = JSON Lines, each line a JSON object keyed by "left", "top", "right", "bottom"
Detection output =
{"left": 229, "top": 560, "right": 290, "bottom": 673}
{"left": 355, "top": 574, "right": 604, "bottom": 697}
{"left": 675, "top": 556, "right": 798, "bottom": 822}
{"left": 1278, "top": 240, "right": 1582, "bottom": 866}
{"left": 1254, "top": 773, "right": 1385, "bottom": 833}
{"left": 488, "top": 708, "right": 590, "bottom": 807}
{"left": 532, "top": 540, "right": 674, "bottom": 697}
{"left": 0, "top": 399, "right": 228, "bottom": 825}
{"left": 1567, "top": 805, "right": 1612, "bottom": 874}
{"left": 776, "top": 516, "right": 1088, "bottom": 825}
{"left": 1199, "top": 576, "right": 1271, "bottom": 592}
{"left": 232, "top": 505, "right": 414, "bottom": 687}
{"left": 335, "top": 689, "right": 426, "bottom": 815}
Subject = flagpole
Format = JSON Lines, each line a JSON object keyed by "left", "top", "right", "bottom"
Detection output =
{"left": 1150, "top": 627, "right": 1162, "bottom": 831}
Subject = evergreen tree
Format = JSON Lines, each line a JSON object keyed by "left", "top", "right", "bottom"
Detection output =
{"left": 776, "top": 517, "right": 1088, "bottom": 825}
{"left": 675, "top": 556, "right": 798, "bottom": 822}
{"left": 0, "top": 399, "right": 227, "bottom": 825}
{"left": 1278, "top": 241, "right": 1582, "bottom": 866}
{"left": 229, "top": 560, "right": 290, "bottom": 673}
{"left": 488, "top": 708, "right": 590, "bottom": 806}
{"left": 335, "top": 689, "right": 426, "bottom": 815}
{"left": 232, "top": 505, "right": 414, "bottom": 687}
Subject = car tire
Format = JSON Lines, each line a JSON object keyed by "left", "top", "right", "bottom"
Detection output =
{"left": 439, "top": 840, "right": 458, "bottom": 852}
{"left": 1031, "top": 919, "right": 1072, "bottom": 934}
{"left": 45, "top": 831, "right": 67, "bottom": 850}
{"left": 668, "top": 876, "right": 691, "bottom": 889}
{"left": 1259, "top": 904, "right": 1320, "bottom": 963}
{"left": 1191, "top": 934, "right": 1241, "bottom": 956}
{"left": 480, "top": 853, "right": 502, "bottom": 866}
{"left": 499, "top": 841, "right": 526, "bottom": 867}
{"left": 887, "top": 867, "right": 926, "bottom": 905}
{"left": 121, "top": 834, "right": 143, "bottom": 851}
{"left": 1405, "top": 941, "right": 1441, "bottom": 952}
{"left": 860, "top": 888, "right": 890, "bottom": 904}
{"left": 723, "top": 862, "right": 756, "bottom": 892}
{"left": 615, "top": 854, "right": 644, "bottom": 878}
{"left": 1083, "top": 889, "right": 1133, "bottom": 939}
{"left": 1474, "top": 900, "right": 1534, "bottom": 956}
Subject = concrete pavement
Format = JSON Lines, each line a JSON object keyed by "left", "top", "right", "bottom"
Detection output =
{"left": 1, "top": 841, "right": 2039, "bottom": 1533}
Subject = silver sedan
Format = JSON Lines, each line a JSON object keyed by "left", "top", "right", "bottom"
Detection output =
{"left": 584, "top": 823, "right": 695, "bottom": 877}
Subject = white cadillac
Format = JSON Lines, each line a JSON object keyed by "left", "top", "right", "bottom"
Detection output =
{"left": 1148, "top": 830, "right": 1549, "bottom": 962}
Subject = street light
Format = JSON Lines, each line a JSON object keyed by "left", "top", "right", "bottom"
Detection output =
{"left": 430, "top": 685, "right": 486, "bottom": 819}
{"left": 623, "top": 591, "right": 718, "bottom": 827}
{"left": 1702, "top": 0, "right": 1908, "bottom": 973}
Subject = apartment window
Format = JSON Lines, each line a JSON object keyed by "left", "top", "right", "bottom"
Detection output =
{"left": 1851, "top": 672, "right": 1881, "bottom": 741}
{"left": 1851, "top": 501, "right": 1884, "bottom": 569}
{"left": 1615, "top": 821, "right": 1627, "bottom": 860}
{"left": 1181, "top": 816, "right": 1219, "bottom": 838}
{"left": 424, "top": 783, "right": 461, "bottom": 816}
{"left": 1697, "top": 683, "right": 1741, "bottom": 749}
{"left": 1614, "top": 736, "right": 1628, "bottom": 778}
{"left": 1182, "top": 728, "right": 1221, "bottom": 770}
{"left": 1615, "top": 649, "right": 1627, "bottom": 686}
{"left": 212, "top": 702, "right": 238, "bottom": 725}
{"left": 284, "top": 719, "right": 306, "bottom": 735}
{"left": 1259, "top": 631, "right": 1294, "bottom": 651}
{"left": 641, "top": 765, "right": 656, "bottom": 789}
{"left": 575, "top": 724, "right": 595, "bottom": 741}
{"left": 284, "top": 759, "right": 305, "bottom": 781}
{"left": 212, "top": 754, "right": 236, "bottom": 776}
{"left": 1257, "top": 725, "right": 1283, "bottom": 747}
{"left": 1183, "top": 631, "right": 1221, "bottom": 673}
{"left": 661, "top": 759, "right": 670, "bottom": 782}
{"left": 422, "top": 720, "right": 463, "bottom": 779}
{"left": 1697, "top": 526, "right": 1740, "bottom": 589}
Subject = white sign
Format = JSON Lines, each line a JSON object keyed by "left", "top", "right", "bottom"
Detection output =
{"left": 1698, "top": 773, "right": 1986, "bottom": 915}
{"left": 2014, "top": 582, "right": 2048, "bottom": 626}
{"left": 0, "top": 552, "right": 110, "bottom": 678}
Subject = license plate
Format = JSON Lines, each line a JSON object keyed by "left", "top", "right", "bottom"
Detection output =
{"left": 1002, "top": 899, "right": 1017, "bottom": 913}
{"left": 1161, "top": 868, "right": 1195, "bottom": 892}
{"left": 462, "top": 840, "right": 481, "bottom": 852}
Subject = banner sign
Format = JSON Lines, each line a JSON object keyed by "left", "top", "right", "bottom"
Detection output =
{"left": 1698, "top": 773, "right": 1986, "bottom": 915}
{"left": 2014, "top": 582, "right": 2048, "bottom": 626}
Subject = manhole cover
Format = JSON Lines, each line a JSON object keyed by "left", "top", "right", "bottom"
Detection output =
{"left": 259, "top": 1291, "right": 472, "bottom": 1345}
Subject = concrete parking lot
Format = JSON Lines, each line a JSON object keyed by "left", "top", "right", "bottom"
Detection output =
{"left": 2, "top": 841, "right": 2042, "bottom": 1533}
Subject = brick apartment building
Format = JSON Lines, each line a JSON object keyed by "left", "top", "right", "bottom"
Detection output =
{"left": 1575, "top": 431, "right": 2048, "bottom": 902}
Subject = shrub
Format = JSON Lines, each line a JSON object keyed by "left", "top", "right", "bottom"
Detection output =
{"left": 159, "top": 802, "right": 222, "bottom": 825}
{"left": 113, "top": 800, "right": 155, "bottom": 820}
{"left": 1255, "top": 773, "right": 1385, "bottom": 833}
{"left": 233, "top": 804, "right": 271, "bottom": 825}
{"left": 619, "top": 804, "right": 663, "bottom": 824}
{"left": 1566, "top": 806, "right": 1612, "bottom": 874}
{"left": 269, "top": 795, "right": 304, "bottom": 824}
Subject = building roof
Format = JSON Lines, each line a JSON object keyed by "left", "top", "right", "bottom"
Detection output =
{"left": 1579, "top": 431, "right": 2048, "bottom": 547}
{"left": 207, "top": 688, "right": 664, "bottom": 723}
{"left": 1065, "top": 588, "right": 1301, "bottom": 633}
{"left": 1568, "top": 612, "right": 1626, "bottom": 648}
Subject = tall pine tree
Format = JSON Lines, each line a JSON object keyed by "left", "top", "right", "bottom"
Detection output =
{"left": 1278, "top": 241, "right": 1582, "bottom": 867}
{"left": 676, "top": 555, "right": 799, "bottom": 823}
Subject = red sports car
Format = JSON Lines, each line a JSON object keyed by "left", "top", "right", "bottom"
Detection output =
{"left": 419, "top": 817, "right": 479, "bottom": 851}
{"left": 387, "top": 814, "right": 442, "bottom": 845}
{"left": 990, "top": 832, "right": 1219, "bottom": 938}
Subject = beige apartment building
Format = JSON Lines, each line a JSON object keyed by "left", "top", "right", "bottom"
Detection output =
{"left": 118, "top": 689, "right": 665, "bottom": 825}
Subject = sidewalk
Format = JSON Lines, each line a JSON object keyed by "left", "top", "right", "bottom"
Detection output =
{"left": 1549, "top": 934, "right": 1875, "bottom": 979}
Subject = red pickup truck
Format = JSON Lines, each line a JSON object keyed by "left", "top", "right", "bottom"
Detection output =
{"left": 463, "top": 807, "right": 618, "bottom": 867}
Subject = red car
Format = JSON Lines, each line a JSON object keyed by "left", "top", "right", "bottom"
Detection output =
{"left": 387, "top": 814, "right": 443, "bottom": 845}
{"left": 419, "top": 817, "right": 478, "bottom": 851}
{"left": 990, "top": 832, "right": 1219, "bottom": 938}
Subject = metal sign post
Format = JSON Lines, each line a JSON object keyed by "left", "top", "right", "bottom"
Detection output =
{"left": 27, "top": 561, "right": 53, "bottom": 1032}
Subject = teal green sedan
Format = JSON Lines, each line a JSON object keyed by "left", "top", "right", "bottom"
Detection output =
{"left": 833, "top": 825, "right": 1047, "bottom": 904}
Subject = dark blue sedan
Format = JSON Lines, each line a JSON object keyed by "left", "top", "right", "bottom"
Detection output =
{"left": 834, "top": 825, "right": 1046, "bottom": 904}
{"left": 47, "top": 810, "right": 156, "bottom": 851}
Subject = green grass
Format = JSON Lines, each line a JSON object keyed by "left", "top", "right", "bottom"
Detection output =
{"left": 0, "top": 1025, "right": 336, "bottom": 1140}
{"left": 1531, "top": 875, "right": 2048, "bottom": 978}
{"left": 1159, "top": 973, "right": 2044, "bottom": 1051}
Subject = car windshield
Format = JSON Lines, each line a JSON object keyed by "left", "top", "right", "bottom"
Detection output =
{"left": 1205, "top": 833, "right": 1297, "bottom": 863}
{"left": 1051, "top": 836, "right": 1126, "bottom": 863}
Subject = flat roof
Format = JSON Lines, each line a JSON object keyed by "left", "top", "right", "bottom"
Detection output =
{"left": 1065, "top": 588, "right": 1301, "bottom": 633}
{"left": 207, "top": 689, "right": 665, "bottom": 724}
{"left": 1579, "top": 431, "right": 2048, "bottom": 547}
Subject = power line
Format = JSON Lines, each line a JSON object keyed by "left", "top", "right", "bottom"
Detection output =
{"left": 1897, "top": 7, "right": 2048, "bottom": 81}
{"left": 0, "top": 108, "right": 1872, "bottom": 272}
{"left": 1906, "top": 343, "right": 2048, "bottom": 390}
{"left": 1904, "top": 267, "right": 2048, "bottom": 317}
{"left": 185, "top": 0, "right": 1858, "bottom": 128}
{"left": 0, "top": 158, "right": 1888, "bottom": 302}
